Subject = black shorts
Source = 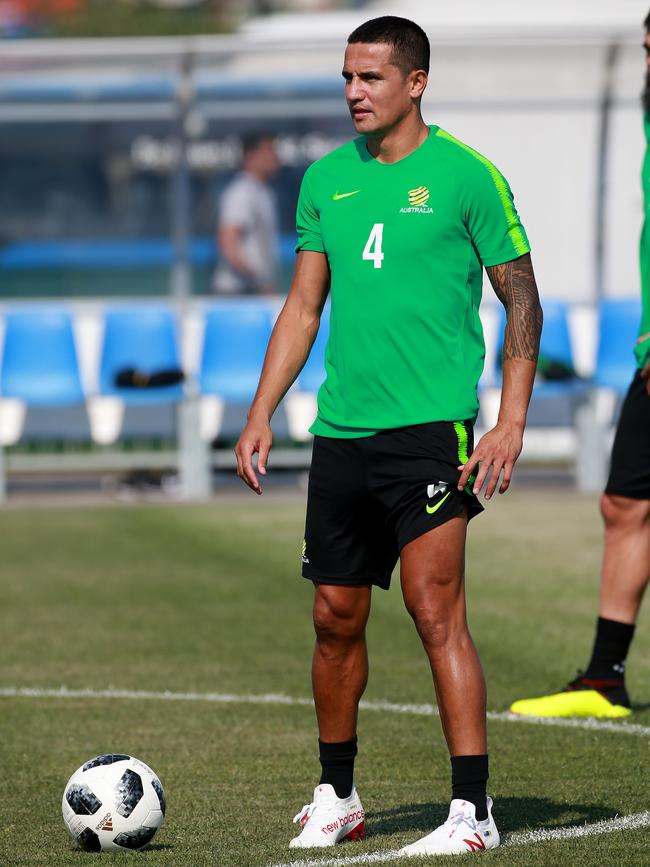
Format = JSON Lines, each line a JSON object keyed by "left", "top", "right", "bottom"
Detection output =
{"left": 301, "top": 421, "right": 483, "bottom": 591}
{"left": 605, "top": 370, "right": 650, "bottom": 500}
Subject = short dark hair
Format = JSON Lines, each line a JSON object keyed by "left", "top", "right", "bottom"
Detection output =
{"left": 347, "top": 16, "right": 430, "bottom": 75}
{"left": 241, "top": 132, "right": 274, "bottom": 157}
{"left": 645, "top": 9, "right": 650, "bottom": 29}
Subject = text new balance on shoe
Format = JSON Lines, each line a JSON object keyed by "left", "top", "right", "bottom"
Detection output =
{"left": 289, "top": 784, "right": 364, "bottom": 848}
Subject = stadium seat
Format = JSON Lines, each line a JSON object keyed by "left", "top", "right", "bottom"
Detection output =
{"left": 480, "top": 300, "right": 586, "bottom": 437}
{"left": 198, "top": 302, "right": 274, "bottom": 441}
{"left": 285, "top": 308, "right": 330, "bottom": 442}
{"left": 0, "top": 308, "right": 85, "bottom": 445}
{"left": 89, "top": 305, "right": 185, "bottom": 445}
{"left": 502, "top": 300, "right": 581, "bottom": 395}
{"left": 532, "top": 299, "right": 585, "bottom": 397}
{"left": 581, "top": 297, "right": 644, "bottom": 476}
{"left": 593, "top": 298, "right": 642, "bottom": 392}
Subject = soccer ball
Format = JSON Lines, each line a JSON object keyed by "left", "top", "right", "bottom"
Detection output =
{"left": 62, "top": 754, "right": 165, "bottom": 852}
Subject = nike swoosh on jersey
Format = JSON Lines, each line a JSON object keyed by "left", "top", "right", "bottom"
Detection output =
{"left": 425, "top": 491, "right": 452, "bottom": 515}
{"left": 332, "top": 190, "right": 362, "bottom": 200}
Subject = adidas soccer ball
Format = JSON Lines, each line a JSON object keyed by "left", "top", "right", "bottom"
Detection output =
{"left": 62, "top": 754, "right": 165, "bottom": 852}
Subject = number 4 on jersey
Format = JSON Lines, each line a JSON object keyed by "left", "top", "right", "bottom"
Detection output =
{"left": 362, "top": 223, "right": 384, "bottom": 269}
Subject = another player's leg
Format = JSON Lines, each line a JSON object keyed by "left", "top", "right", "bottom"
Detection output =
{"left": 398, "top": 514, "right": 500, "bottom": 856}
{"left": 511, "top": 494, "right": 649, "bottom": 719}
{"left": 511, "top": 370, "right": 650, "bottom": 719}
{"left": 289, "top": 583, "right": 369, "bottom": 849}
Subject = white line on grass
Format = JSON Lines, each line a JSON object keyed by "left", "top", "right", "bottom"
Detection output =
{"left": 2, "top": 687, "right": 650, "bottom": 739}
{"left": 3, "top": 687, "right": 648, "bottom": 862}
{"left": 266, "top": 810, "right": 650, "bottom": 867}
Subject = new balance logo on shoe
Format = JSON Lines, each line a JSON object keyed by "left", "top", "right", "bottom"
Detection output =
{"left": 290, "top": 784, "right": 365, "bottom": 849}
{"left": 321, "top": 809, "right": 365, "bottom": 835}
{"left": 400, "top": 797, "right": 500, "bottom": 856}
{"left": 463, "top": 833, "right": 486, "bottom": 852}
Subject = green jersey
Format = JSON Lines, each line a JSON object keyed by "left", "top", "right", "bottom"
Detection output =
{"left": 637, "top": 114, "right": 650, "bottom": 369}
{"left": 296, "top": 124, "right": 530, "bottom": 437}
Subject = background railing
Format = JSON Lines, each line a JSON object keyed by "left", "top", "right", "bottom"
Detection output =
{"left": 0, "top": 8, "right": 646, "bottom": 498}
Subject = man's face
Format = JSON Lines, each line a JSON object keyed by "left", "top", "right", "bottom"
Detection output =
{"left": 246, "top": 138, "right": 280, "bottom": 181}
{"left": 643, "top": 31, "right": 650, "bottom": 111}
{"left": 342, "top": 42, "right": 425, "bottom": 136}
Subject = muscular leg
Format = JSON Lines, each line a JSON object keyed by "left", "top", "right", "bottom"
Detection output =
{"left": 289, "top": 584, "right": 369, "bottom": 848}
{"left": 400, "top": 512, "right": 486, "bottom": 756}
{"left": 599, "top": 494, "right": 650, "bottom": 624}
{"left": 312, "top": 583, "right": 372, "bottom": 742}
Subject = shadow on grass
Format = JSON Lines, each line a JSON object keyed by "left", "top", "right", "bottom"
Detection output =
{"left": 71, "top": 843, "right": 174, "bottom": 855}
{"left": 368, "top": 796, "right": 618, "bottom": 838}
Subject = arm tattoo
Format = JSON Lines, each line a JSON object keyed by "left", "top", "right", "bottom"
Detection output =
{"left": 485, "top": 253, "right": 543, "bottom": 362}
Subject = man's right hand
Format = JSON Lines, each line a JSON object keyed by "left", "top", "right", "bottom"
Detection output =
{"left": 641, "top": 360, "right": 650, "bottom": 397}
{"left": 235, "top": 414, "right": 273, "bottom": 495}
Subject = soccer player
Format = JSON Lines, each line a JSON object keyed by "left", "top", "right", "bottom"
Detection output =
{"left": 510, "top": 13, "right": 650, "bottom": 721}
{"left": 235, "top": 16, "right": 542, "bottom": 856}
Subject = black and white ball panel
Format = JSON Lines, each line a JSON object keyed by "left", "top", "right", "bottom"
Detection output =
{"left": 151, "top": 778, "right": 166, "bottom": 815}
{"left": 115, "top": 768, "right": 144, "bottom": 818}
{"left": 65, "top": 784, "right": 102, "bottom": 816}
{"left": 82, "top": 753, "right": 131, "bottom": 772}
{"left": 77, "top": 828, "right": 102, "bottom": 852}
{"left": 113, "top": 826, "right": 158, "bottom": 850}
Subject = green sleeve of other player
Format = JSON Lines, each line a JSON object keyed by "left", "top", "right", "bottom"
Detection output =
{"left": 295, "top": 167, "right": 325, "bottom": 254}
{"left": 636, "top": 114, "right": 650, "bottom": 368}
{"left": 637, "top": 223, "right": 650, "bottom": 368}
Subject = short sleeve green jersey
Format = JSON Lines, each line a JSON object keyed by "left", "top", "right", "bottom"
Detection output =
{"left": 296, "top": 125, "right": 530, "bottom": 437}
{"left": 637, "top": 113, "right": 650, "bottom": 368}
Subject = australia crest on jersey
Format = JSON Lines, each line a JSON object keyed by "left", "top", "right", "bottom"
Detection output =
{"left": 400, "top": 185, "right": 434, "bottom": 214}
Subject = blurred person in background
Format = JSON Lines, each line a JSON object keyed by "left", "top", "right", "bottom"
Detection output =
{"left": 212, "top": 132, "right": 281, "bottom": 295}
{"left": 511, "top": 9, "right": 650, "bottom": 721}
{"left": 236, "top": 15, "right": 542, "bottom": 857}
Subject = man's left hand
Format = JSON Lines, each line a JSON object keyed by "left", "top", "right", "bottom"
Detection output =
{"left": 457, "top": 421, "right": 524, "bottom": 499}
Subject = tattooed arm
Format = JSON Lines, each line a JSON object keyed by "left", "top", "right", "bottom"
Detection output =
{"left": 457, "top": 252, "right": 543, "bottom": 498}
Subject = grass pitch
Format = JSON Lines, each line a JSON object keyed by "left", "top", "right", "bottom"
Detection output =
{"left": 0, "top": 489, "right": 648, "bottom": 866}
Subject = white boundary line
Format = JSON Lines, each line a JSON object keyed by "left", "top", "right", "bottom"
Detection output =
{"left": 1, "top": 687, "right": 649, "bottom": 738}
{"left": 3, "top": 687, "right": 648, "bottom": 863}
{"left": 265, "top": 811, "right": 650, "bottom": 867}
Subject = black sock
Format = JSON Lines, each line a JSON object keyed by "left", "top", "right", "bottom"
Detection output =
{"left": 319, "top": 737, "right": 357, "bottom": 799}
{"left": 451, "top": 755, "right": 488, "bottom": 821}
{"left": 583, "top": 617, "right": 635, "bottom": 681}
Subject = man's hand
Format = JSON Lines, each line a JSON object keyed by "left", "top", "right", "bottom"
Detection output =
{"left": 641, "top": 361, "right": 650, "bottom": 397}
{"left": 235, "top": 413, "right": 273, "bottom": 495}
{"left": 457, "top": 421, "right": 524, "bottom": 499}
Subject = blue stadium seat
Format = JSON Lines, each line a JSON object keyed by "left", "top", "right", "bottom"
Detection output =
{"left": 533, "top": 299, "right": 584, "bottom": 398}
{"left": 479, "top": 300, "right": 585, "bottom": 435}
{"left": 1, "top": 308, "right": 84, "bottom": 405}
{"left": 297, "top": 307, "right": 330, "bottom": 393}
{"left": 199, "top": 302, "right": 274, "bottom": 402}
{"left": 594, "top": 298, "right": 642, "bottom": 392}
{"left": 99, "top": 306, "right": 184, "bottom": 404}
{"left": 493, "top": 299, "right": 582, "bottom": 397}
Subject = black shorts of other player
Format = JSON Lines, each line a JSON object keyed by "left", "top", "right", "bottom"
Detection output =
{"left": 302, "top": 421, "right": 483, "bottom": 591}
{"left": 605, "top": 370, "right": 650, "bottom": 500}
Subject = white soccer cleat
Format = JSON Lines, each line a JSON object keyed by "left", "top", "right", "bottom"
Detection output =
{"left": 289, "top": 783, "right": 365, "bottom": 849}
{"left": 400, "top": 797, "right": 499, "bottom": 856}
